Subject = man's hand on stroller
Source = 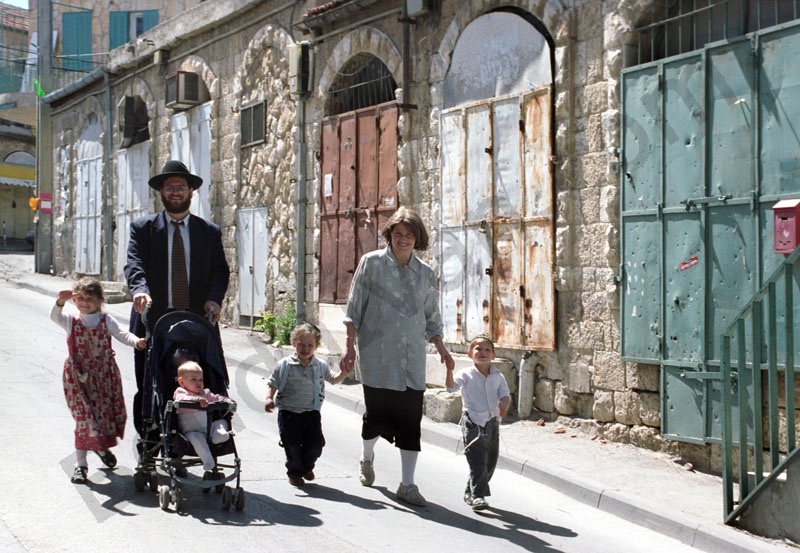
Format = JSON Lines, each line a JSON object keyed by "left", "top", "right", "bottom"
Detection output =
{"left": 204, "top": 301, "right": 221, "bottom": 324}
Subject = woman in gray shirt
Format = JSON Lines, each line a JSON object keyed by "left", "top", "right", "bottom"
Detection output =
{"left": 340, "top": 207, "right": 455, "bottom": 507}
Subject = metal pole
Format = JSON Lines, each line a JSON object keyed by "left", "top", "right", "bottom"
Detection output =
{"left": 35, "top": 0, "right": 53, "bottom": 274}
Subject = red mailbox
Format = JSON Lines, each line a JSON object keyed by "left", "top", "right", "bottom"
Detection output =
{"left": 773, "top": 199, "right": 800, "bottom": 254}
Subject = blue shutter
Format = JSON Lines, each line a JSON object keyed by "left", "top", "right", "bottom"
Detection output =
{"left": 142, "top": 10, "right": 159, "bottom": 32}
{"left": 109, "top": 11, "right": 129, "bottom": 51}
{"left": 62, "top": 11, "right": 92, "bottom": 71}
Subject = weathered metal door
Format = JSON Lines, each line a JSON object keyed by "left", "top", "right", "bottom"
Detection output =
{"left": 621, "top": 23, "right": 800, "bottom": 442}
{"left": 236, "top": 207, "right": 268, "bottom": 328}
{"left": 440, "top": 87, "right": 555, "bottom": 349}
{"left": 169, "top": 103, "right": 212, "bottom": 219}
{"left": 74, "top": 117, "right": 102, "bottom": 275}
{"left": 319, "top": 102, "right": 398, "bottom": 303}
{"left": 115, "top": 143, "right": 150, "bottom": 280}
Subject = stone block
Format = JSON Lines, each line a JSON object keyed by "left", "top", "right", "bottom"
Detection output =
{"left": 614, "top": 390, "right": 640, "bottom": 425}
{"left": 638, "top": 391, "right": 660, "bottom": 427}
{"left": 627, "top": 363, "right": 659, "bottom": 392}
{"left": 629, "top": 425, "right": 663, "bottom": 451}
{"left": 603, "top": 422, "right": 631, "bottom": 443}
{"left": 594, "top": 350, "right": 626, "bottom": 391}
{"left": 534, "top": 378, "right": 555, "bottom": 413}
{"left": 593, "top": 390, "right": 615, "bottom": 422}
{"left": 554, "top": 381, "right": 576, "bottom": 414}
{"left": 424, "top": 388, "right": 462, "bottom": 423}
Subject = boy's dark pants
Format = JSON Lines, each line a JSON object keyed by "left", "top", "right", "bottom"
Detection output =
{"left": 277, "top": 409, "right": 325, "bottom": 478}
{"left": 461, "top": 414, "right": 500, "bottom": 499}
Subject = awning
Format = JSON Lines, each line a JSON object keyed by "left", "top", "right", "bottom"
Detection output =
{"left": 0, "top": 161, "right": 35, "bottom": 187}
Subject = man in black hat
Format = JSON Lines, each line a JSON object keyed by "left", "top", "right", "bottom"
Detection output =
{"left": 124, "top": 160, "right": 230, "bottom": 438}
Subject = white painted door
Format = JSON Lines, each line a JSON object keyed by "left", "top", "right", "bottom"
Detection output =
{"left": 236, "top": 207, "right": 268, "bottom": 327}
{"left": 74, "top": 117, "right": 102, "bottom": 275}
{"left": 169, "top": 103, "right": 212, "bottom": 219}
{"left": 115, "top": 143, "right": 151, "bottom": 280}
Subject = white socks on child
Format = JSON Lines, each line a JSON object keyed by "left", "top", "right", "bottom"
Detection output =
{"left": 75, "top": 449, "right": 88, "bottom": 468}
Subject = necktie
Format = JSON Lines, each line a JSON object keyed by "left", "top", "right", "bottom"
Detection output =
{"left": 171, "top": 220, "right": 189, "bottom": 310}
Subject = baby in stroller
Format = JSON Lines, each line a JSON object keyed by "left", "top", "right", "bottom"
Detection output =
{"left": 173, "top": 360, "right": 234, "bottom": 480}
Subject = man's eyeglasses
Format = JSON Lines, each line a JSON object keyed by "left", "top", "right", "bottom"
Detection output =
{"left": 163, "top": 185, "right": 189, "bottom": 193}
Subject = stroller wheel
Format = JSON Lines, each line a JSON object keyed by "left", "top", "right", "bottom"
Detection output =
{"left": 221, "top": 486, "right": 232, "bottom": 510}
{"left": 148, "top": 472, "right": 159, "bottom": 492}
{"left": 233, "top": 487, "right": 245, "bottom": 511}
{"left": 133, "top": 471, "right": 146, "bottom": 492}
{"left": 158, "top": 485, "right": 171, "bottom": 511}
{"left": 173, "top": 487, "right": 184, "bottom": 511}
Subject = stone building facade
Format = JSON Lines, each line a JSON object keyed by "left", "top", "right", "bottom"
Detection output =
{"left": 40, "top": 0, "right": 749, "bottom": 471}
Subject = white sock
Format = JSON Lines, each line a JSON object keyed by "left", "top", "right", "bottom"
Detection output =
{"left": 76, "top": 449, "right": 88, "bottom": 468}
{"left": 400, "top": 449, "right": 418, "bottom": 487}
{"left": 361, "top": 437, "right": 378, "bottom": 461}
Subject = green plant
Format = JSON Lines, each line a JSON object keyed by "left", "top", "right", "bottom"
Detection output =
{"left": 275, "top": 298, "right": 296, "bottom": 346}
{"left": 252, "top": 310, "right": 276, "bottom": 335}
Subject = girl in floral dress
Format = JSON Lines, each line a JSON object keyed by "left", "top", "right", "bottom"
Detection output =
{"left": 50, "top": 277, "right": 145, "bottom": 483}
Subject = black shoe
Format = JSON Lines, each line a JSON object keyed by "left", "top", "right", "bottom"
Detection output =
{"left": 288, "top": 476, "right": 304, "bottom": 487}
{"left": 302, "top": 470, "right": 315, "bottom": 481}
{"left": 95, "top": 449, "right": 117, "bottom": 469}
{"left": 71, "top": 466, "right": 88, "bottom": 484}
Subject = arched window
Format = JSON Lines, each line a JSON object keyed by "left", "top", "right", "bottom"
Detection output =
{"left": 4, "top": 151, "right": 34, "bottom": 166}
{"left": 326, "top": 54, "right": 396, "bottom": 116}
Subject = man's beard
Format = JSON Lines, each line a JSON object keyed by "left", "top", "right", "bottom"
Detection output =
{"left": 161, "top": 194, "right": 192, "bottom": 214}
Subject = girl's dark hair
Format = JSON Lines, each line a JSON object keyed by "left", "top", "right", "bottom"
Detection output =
{"left": 381, "top": 206, "right": 430, "bottom": 251}
{"left": 72, "top": 276, "right": 104, "bottom": 300}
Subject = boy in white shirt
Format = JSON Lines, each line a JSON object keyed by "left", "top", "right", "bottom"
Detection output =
{"left": 446, "top": 335, "right": 511, "bottom": 511}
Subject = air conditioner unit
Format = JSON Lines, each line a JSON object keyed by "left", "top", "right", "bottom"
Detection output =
{"left": 288, "top": 42, "right": 311, "bottom": 96}
{"left": 166, "top": 71, "right": 207, "bottom": 109}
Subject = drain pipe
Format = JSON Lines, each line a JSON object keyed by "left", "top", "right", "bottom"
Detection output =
{"left": 294, "top": 70, "right": 309, "bottom": 324}
{"left": 518, "top": 350, "right": 535, "bottom": 418}
{"left": 103, "top": 69, "right": 114, "bottom": 281}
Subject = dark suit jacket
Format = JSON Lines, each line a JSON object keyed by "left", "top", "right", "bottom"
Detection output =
{"left": 125, "top": 210, "right": 230, "bottom": 336}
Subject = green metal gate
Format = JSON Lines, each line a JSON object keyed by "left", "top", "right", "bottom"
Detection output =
{"left": 621, "top": 22, "right": 800, "bottom": 443}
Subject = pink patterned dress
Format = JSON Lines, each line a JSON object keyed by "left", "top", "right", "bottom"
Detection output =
{"left": 63, "top": 315, "right": 127, "bottom": 450}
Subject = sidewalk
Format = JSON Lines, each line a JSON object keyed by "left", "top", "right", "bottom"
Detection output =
{"left": 1, "top": 252, "right": 794, "bottom": 553}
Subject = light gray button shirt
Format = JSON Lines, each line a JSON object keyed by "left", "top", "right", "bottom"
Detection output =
{"left": 344, "top": 247, "right": 443, "bottom": 391}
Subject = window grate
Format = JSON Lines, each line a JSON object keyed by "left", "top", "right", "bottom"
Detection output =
{"left": 633, "top": 0, "right": 800, "bottom": 65}
{"left": 327, "top": 55, "right": 396, "bottom": 116}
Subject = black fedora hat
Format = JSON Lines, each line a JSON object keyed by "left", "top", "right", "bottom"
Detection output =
{"left": 148, "top": 160, "right": 203, "bottom": 190}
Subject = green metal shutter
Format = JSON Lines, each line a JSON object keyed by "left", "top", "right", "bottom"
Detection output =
{"left": 61, "top": 11, "right": 92, "bottom": 72}
{"left": 109, "top": 12, "right": 129, "bottom": 51}
{"left": 621, "top": 21, "right": 800, "bottom": 444}
{"left": 142, "top": 10, "right": 158, "bottom": 32}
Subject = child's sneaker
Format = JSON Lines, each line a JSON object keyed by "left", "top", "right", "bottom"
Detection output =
{"left": 71, "top": 466, "right": 88, "bottom": 484}
{"left": 471, "top": 497, "right": 489, "bottom": 511}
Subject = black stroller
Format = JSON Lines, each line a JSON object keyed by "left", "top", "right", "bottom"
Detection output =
{"left": 133, "top": 309, "right": 244, "bottom": 511}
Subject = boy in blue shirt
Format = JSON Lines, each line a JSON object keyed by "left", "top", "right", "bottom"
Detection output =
{"left": 265, "top": 323, "right": 350, "bottom": 486}
{"left": 446, "top": 335, "right": 511, "bottom": 510}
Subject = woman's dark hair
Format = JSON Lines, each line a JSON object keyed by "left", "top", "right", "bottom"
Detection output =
{"left": 381, "top": 206, "right": 430, "bottom": 251}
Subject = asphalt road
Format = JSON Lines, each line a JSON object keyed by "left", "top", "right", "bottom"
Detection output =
{"left": 0, "top": 278, "right": 709, "bottom": 553}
